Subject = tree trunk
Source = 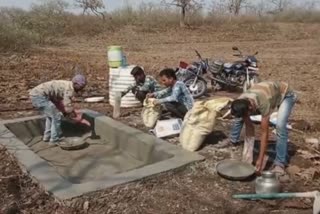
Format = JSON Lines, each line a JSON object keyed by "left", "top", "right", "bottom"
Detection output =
{"left": 234, "top": 6, "right": 240, "bottom": 15}
{"left": 180, "top": 6, "right": 186, "bottom": 28}
{"left": 234, "top": 1, "right": 241, "bottom": 15}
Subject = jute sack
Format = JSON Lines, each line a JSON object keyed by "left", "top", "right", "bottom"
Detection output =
{"left": 180, "top": 97, "right": 233, "bottom": 151}
{"left": 141, "top": 98, "right": 162, "bottom": 128}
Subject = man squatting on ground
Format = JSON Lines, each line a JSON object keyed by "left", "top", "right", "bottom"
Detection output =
{"left": 216, "top": 81, "right": 297, "bottom": 178}
{"left": 147, "top": 68, "right": 194, "bottom": 119}
{"left": 121, "top": 66, "right": 163, "bottom": 103}
{"left": 29, "top": 75, "right": 87, "bottom": 145}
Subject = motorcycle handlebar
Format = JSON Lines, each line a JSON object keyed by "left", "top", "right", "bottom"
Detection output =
{"left": 232, "top": 47, "right": 259, "bottom": 57}
{"left": 195, "top": 50, "right": 202, "bottom": 59}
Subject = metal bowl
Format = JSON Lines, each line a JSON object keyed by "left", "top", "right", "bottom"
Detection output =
{"left": 59, "top": 133, "right": 91, "bottom": 151}
{"left": 216, "top": 159, "right": 256, "bottom": 180}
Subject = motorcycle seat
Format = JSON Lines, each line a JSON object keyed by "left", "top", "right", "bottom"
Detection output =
{"left": 232, "top": 63, "right": 244, "bottom": 70}
{"left": 224, "top": 68, "right": 233, "bottom": 73}
{"left": 223, "top": 62, "right": 233, "bottom": 68}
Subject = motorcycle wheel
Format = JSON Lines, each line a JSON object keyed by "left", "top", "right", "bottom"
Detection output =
{"left": 184, "top": 78, "right": 207, "bottom": 99}
{"left": 243, "top": 75, "right": 261, "bottom": 92}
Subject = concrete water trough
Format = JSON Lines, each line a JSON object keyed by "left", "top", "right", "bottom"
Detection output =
{"left": 0, "top": 109, "right": 204, "bottom": 200}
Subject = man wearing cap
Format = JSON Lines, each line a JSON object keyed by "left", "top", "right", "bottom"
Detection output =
{"left": 121, "top": 66, "right": 163, "bottom": 103}
{"left": 30, "top": 74, "right": 87, "bottom": 145}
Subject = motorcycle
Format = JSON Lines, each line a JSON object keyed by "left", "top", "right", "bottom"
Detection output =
{"left": 175, "top": 47, "right": 260, "bottom": 98}
{"left": 209, "top": 47, "right": 260, "bottom": 92}
{"left": 175, "top": 50, "right": 208, "bottom": 98}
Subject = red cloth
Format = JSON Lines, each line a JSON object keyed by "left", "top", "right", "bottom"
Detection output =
{"left": 72, "top": 110, "right": 91, "bottom": 127}
{"left": 53, "top": 101, "right": 90, "bottom": 127}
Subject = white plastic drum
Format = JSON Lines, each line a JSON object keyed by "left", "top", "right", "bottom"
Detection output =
{"left": 109, "top": 65, "right": 142, "bottom": 108}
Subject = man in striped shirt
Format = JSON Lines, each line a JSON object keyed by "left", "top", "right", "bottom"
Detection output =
{"left": 216, "top": 81, "right": 297, "bottom": 178}
{"left": 147, "top": 68, "right": 194, "bottom": 119}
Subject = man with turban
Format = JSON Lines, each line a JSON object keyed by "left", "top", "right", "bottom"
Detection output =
{"left": 30, "top": 74, "right": 87, "bottom": 145}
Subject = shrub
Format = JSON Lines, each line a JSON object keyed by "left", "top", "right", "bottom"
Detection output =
{"left": 1, "top": 0, "right": 320, "bottom": 52}
{"left": 0, "top": 22, "right": 38, "bottom": 52}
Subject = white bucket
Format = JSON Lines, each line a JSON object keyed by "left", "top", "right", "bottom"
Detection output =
{"left": 109, "top": 65, "right": 142, "bottom": 108}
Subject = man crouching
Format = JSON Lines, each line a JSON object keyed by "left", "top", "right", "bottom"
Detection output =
{"left": 147, "top": 68, "right": 194, "bottom": 119}
{"left": 122, "top": 66, "right": 162, "bottom": 103}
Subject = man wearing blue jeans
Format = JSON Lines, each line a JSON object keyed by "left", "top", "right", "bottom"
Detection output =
{"left": 215, "top": 81, "right": 297, "bottom": 178}
{"left": 30, "top": 75, "right": 87, "bottom": 145}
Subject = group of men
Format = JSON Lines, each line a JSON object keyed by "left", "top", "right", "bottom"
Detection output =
{"left": 30, "top": 66, "right": 297, "bottom": 179}
{"left": 121, "top": 66, "right": 194, "bottom": 119}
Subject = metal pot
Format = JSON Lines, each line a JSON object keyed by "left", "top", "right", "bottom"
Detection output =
{"left": 255, "top": 171, "right": 281, "bottom": 194}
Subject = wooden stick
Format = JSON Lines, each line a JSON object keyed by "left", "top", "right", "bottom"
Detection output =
{"left": 0, "top": 175, "right": 18, "bottom": 180}
{"left": 113, "top": 92, "right": 121, "bottom": 119}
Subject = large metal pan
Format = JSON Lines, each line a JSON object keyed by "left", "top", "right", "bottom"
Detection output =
{"left": 216, "top": 159, "right": 256, "bottom": 181}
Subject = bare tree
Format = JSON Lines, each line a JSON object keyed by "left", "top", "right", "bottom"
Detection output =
{"left": 269, "top": 0, "right": 290, "bottom": 13}
{"left": 35, "top": 0, "right": 69, "bottom": 14}
{"left": 74, "top": 0, "right": 106, "bottom": 20}
{"left": 227, "top": 0, "right": 248, "bottom": 15}
{"left": 255, "top": 0, "right": 267, "bottom": 17}
{"left": 304, "top": 0, "right": 320, "bottom": 10}
{"left": 210, "top": 0, "right": 229, "bottom": 16}
{"left": 162, "top": 0, "right": 204, "bottom": 27}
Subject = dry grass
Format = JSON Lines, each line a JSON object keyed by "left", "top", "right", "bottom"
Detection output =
{"left": 0, "top": 14, "right": 319, "bottom": 212}
{"left": 0, "top": 22, "right": 38, "bottom": 51}
{"left": 0, "top": 1, "right": 320, "bottom": 52}
{"left": 271, "top": 9, "right": 320, "bottom": 23}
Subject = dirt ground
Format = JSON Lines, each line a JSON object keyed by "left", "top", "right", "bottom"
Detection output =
{"left": 1, "top": 22, "right": 320, "bottom": 213}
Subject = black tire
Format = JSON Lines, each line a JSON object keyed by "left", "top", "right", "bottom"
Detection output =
{"left": 184, "top": 78, "right": 207, "bottom": 99}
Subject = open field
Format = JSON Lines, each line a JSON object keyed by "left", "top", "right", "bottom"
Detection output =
{"left": 1, "top": 22, "right": 320, "bottom": 213}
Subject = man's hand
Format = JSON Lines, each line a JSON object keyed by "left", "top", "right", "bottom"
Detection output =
{"left": 131, "top": 86, "right": 138, "bottom": 94}
{"left": 67, "top": 110, "right": 91, "bottom": 126}
{"left": 146, "top": 93, "right": 155, "bottom": 98}
{"left": 53, "top": 100, "right": 66, "bottom": 113}
{"left": 255, "top": 115, "right": 270, "bottom": 174}
{"left": 66, "top": 111, "right": 77, "bottom": 119}
{"left": 255, "top": 158, "right": 263, "bottom": 174}
{"left": 153, "top": 99, "right": 160, "bottom": 105}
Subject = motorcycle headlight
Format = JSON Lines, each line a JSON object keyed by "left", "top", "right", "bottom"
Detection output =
{"left": 251, "top": 62, "right": 257, "bottom": 67}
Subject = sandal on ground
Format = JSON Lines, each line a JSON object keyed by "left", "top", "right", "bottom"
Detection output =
{"left": 271, "top": 165, "right": 290, "bottom": 182}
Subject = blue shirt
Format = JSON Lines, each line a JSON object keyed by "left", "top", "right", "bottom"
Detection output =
{"left": 154, "top": 81, "right": 194, "bottom": 110}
